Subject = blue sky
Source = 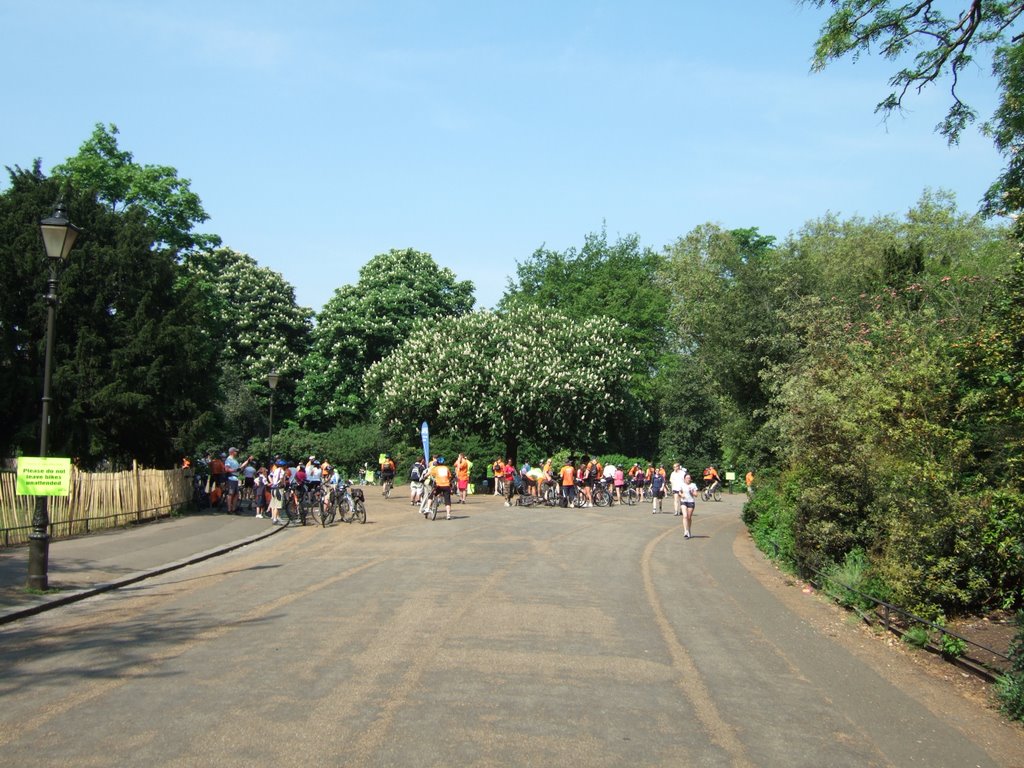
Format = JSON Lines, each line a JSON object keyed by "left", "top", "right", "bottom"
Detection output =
{"left": 0, "top": 1, "right": 1004, "bottom": 312}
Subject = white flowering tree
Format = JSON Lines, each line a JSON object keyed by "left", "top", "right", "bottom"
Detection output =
{"left": 297, "top": 248, "right": 474, "bottom": 427}
{"left": 365, "top": 305, "right": 635, "bottom": 460}
{"left": 183, "top": 247, "right": 313, "bottom": 445}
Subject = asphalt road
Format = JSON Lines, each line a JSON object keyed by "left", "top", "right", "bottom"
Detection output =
{"left": 0, "top": 491, "right": 1020, "bottom": 767}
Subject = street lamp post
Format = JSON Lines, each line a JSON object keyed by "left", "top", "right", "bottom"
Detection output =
{"left": 267, "top": 370, "right": 279, "bottom": 459}
{"left": 28, "top": 202, "right": 81, "bottom": 591}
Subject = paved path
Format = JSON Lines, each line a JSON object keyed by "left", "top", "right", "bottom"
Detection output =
{"left": 0, "top": 511, "right": 281, "bottom": 616}
{"left": 0, "top": 491, "right": 1020, "bottom": 766}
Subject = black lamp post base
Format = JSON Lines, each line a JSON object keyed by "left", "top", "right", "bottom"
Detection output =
{"left": 26, "top": 534, "right": 50, "bottom": 591}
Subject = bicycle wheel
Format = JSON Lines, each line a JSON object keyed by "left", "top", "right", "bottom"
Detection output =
{"left": 624, "top": 488, "right": 638, "bottom": 506}
{"left": 593, "top": 487, "right": 610, "bottom": 507}
{"left": 713, "top": 488, "right": 722, "bottom": 502}
{"left": 383, "top": 479, "right": 392, "bottom": 499}
{"left": 353, "top": 501, "right": 366, "bottom": 524}
{"left": 338, "top": 497, "right": 352, "bottom": 523}
{"left": 430, "top": 495, "right": 440, "bottom": 520}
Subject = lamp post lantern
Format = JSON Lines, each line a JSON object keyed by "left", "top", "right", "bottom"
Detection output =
{"left": 267, "top": 370, "right": 279, "bottom": 460}
{"left": 28, "top": 202, "right": 81, "bottom": 591}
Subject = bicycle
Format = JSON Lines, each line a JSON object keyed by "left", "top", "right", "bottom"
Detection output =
{"left": 335, "top": 480, "right": 367, "bottom": 524}
{"left": 592, "top": 481, "right": 611, "bottom": 507}
{"left": 381, "top": 474, "right": 394, "bottom": 499}
{"left": 286, "top": 484, "right": 315, "bottom": 525}
{"left": 701, "top": 481, "right": 723, "bottom": 502}
{"left": 240, "top": 479, "right": 256, "bottom": 512}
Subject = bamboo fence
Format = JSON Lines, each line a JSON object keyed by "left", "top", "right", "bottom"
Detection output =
{"left": 0, "top": 462, "right": 193, "bottom": 547}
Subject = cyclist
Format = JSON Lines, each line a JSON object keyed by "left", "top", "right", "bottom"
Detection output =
{"left": 307, "top": 460, "right": 322, "bottom": 491}
{"left": 703, "top": 465, "right": 721, "bottom": 495}
{"left": 289, "top": 462, "right": 307, "bottom": 519}
{"left": 427, "top": 456, "right": 454, "bottom": 520}
{"left": 380, "top": 454, "right": 396, "bottom": 496}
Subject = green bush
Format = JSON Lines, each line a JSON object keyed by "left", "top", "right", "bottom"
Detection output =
{"left": 997, "top": 610, "right": 1024, "bottom": 721}
{"left": 902, "top": 625, "right": 930, "bottom": 649}
{"left": 743, "top": 471, "right": 801, "bottom": 567}
{"left": 822, "top": 549, "right": 888, "bottom": 611}
{"left": 940, "top": 633, "right": 967, "bottom": 659}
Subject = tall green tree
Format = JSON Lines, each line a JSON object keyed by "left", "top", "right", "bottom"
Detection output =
{"left": 365, "top": 306, "right": 636, "bottom": 461}
{"left": 297, "top": 248, "right": 474, "bottom": 429}
{"left": 661, "top": 225, "right": 794, "bottom": 467}
{"left": 0, "top": 164, "right": 219, "bottom": 466}
{"left": 500, "top": 229, "right": 670, "bottom": 359}
{"left": 53, "top": 123, "right": 218, "bottom": 252}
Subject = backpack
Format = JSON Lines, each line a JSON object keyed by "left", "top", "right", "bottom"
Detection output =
{"left": 410, "top": 463, "right": 423, "bottom": 482}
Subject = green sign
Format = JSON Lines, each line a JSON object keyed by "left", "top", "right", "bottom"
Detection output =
{"left": 16, "top": 457, "right": 72, "bottom": 497}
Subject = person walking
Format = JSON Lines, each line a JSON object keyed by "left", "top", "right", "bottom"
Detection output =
{"left": 651, "top": 464, "right": 666, "bottom": 514}
{"left": 269, "top": 459, "right": 287, "bottom": 525}
{"left": 559, "top": 457, "right": 577, "bottom": 507}
{"left": 670, "top": 462, "right": 687, "bottom": 516}
{"left": 410, "top": 456, "right": 426, "bottom": 506}
{"left": 454, "top": 453, "right": 471, "bottom": 504}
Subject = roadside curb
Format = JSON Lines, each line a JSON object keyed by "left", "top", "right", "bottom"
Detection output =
{"left": 0, "top": 521, "right": 288, "bottom": 626}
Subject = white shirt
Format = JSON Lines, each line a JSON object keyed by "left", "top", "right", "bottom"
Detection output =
{"left": 670, "top": 469, "right": 687, "bottom": 492}
{"left": 682, "top": 482, "right": 698, "bottom": 503}
{"left": 603, "top": 464, "right": 617, "bottom": 480}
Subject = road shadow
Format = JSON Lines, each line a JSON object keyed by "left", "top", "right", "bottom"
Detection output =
{"left": 0, "top": 607, "right": 280, "bottom": 697}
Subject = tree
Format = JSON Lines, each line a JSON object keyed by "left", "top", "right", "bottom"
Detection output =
{"left": 661, "top": 225, "right": 794, "bottom": 467}
{"left": 802, "top": 1, "right": 1024, "bottom": 212}
{"left": 500, "top": 229, "right": 671, "bottom": 361}
{"left": 297, "top": 248, "right": 474, "bottom": 428}
{"left": 52, "top": 123, "right": 218, "bottom": 251}
{"left": 182, "top": 247, "right": 313, "bottom": 445}
{"left": 364, "top": 305, "right": 636, "bottom": 461}
{"left": 0, "top": 164, "right": 220, "bottom": 466}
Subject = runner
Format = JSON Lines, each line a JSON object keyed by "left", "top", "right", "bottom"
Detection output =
{"left": 681, "top": 473, "right": 699, "bottom": 538}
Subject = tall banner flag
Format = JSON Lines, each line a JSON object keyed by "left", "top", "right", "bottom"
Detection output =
{"left": 420, "top": 421, "right": 430, "bottom": 463}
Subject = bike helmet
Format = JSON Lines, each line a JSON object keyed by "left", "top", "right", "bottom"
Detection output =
{"left": 275, "top": 459, "right": 287, "bottom": 466}
{"left": 437, "top": 456, "right": 446, "bottom": 465}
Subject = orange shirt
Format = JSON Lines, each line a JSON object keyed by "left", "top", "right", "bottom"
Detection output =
{"left": 429, "top": 464, "right": 453, "bottom": 488}
{"left": 456, "top": 461, "right": 470, "bottom": 482}
{"left": 560, "top": 464, "right": 576, "bottom": 486}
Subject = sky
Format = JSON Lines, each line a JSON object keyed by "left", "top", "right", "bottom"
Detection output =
{"left": 0, "top": 0, "right": 1006, "bottom": 312}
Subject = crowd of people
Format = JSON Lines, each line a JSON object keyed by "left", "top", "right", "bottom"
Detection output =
{"left": 192, "top": 447, "right": 753, "bottom": 539}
